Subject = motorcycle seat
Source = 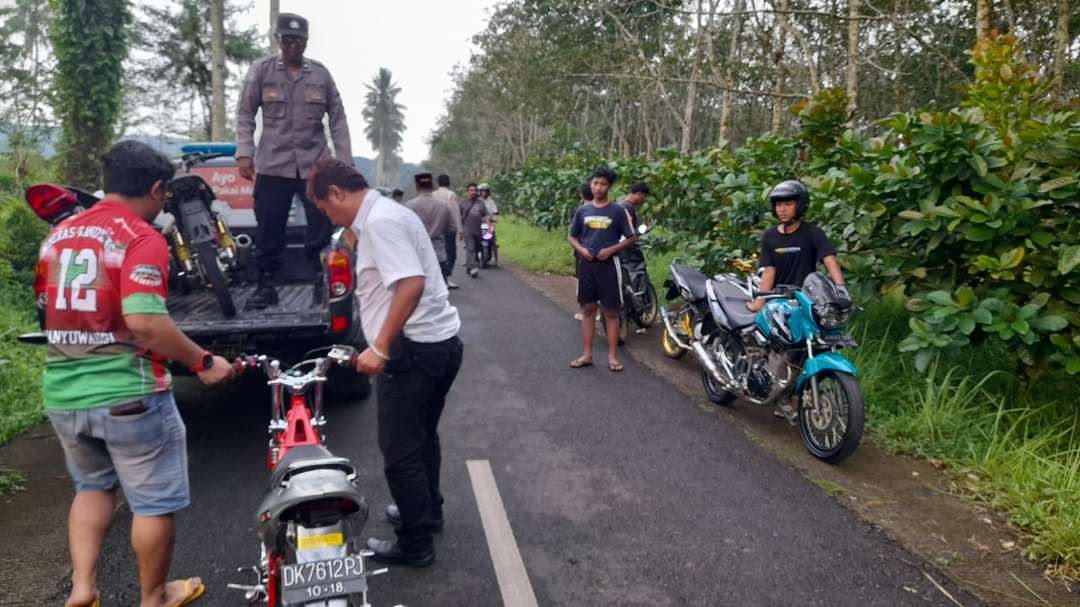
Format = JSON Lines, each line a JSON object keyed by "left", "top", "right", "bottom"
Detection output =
{"left": 269, "top": 445, "right": 354, "bottom": 489}
{"left": 713, "top": 280, "right": 758, "bottom": 329}
{"left": 671, "top": 264, "right": 709, "bottom": 301}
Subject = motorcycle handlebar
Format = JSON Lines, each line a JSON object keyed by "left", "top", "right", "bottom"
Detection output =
{"left": 231, "top": 345, "right": 359, "bottom": 376}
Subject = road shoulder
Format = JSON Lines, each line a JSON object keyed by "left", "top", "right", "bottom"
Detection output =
{"left": 509, "top": 262, "right": 1077, "bottom": 607}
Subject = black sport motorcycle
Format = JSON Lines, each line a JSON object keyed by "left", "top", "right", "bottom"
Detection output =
{"left": 602, "top": 223, "right": 659, "bottom": 343}
{"left": 163, "top": 151, "right": 245, "bottom": 317}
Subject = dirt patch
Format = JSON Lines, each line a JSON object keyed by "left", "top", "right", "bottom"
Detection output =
{"left": 510, "top": 262, "right": 1079, "bottom": 607}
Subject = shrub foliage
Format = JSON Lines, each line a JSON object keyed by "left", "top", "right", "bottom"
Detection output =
{"left": 495, "top": 35, "right": 1079, "bottom": 376}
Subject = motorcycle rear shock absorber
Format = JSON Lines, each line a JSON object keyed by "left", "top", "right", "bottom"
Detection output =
{"left": 168, "top": 229, "right": 195, "bottom": 273}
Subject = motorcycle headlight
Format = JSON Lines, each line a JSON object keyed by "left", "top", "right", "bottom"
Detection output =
{"left": 814, "top": 304, "right": 850, "bottom": 330}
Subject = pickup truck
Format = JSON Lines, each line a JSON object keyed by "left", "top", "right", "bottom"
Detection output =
{"left": 26, "top": 143, "right": 369, "bottom": 401}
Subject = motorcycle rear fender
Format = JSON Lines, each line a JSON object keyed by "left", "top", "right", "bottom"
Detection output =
{"left": 795, "top": 352, "right": 858, "bottom": 392}
{"left": 256, "top": 467, "right": 369, "bottom": 544}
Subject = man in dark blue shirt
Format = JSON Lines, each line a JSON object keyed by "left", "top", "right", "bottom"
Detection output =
{"left": 568, "top": 167, "right": 636, "bottom": 372}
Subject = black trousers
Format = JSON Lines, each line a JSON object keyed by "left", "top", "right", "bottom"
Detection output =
{"left": 375, "top": 335, "right": 463, "bottom": 553}
{"left": 442, "top": 231, "right": 457, "bottom": 279}
{"left": 252, "top": 174, "right": 332, "bottom": 281}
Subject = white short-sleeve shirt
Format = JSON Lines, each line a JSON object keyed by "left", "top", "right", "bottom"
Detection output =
{"left": 351, "top": 189, "right": 460, "bottom": 344}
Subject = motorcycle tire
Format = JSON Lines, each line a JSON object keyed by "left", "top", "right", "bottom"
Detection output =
{"left": 797, "top": 371, "right": 864, "bottom": 464}
{"left": 661, "top": 327, "right": 688, "bottom": 359}
{"left": 702, "top": 337, "right": 738, "bottom": 405}
{"left": 634, "top": 283, "right": 659, "bottom": 328}
{"left": 481, "top": 245, "right": 491, "bottom": 268}
{"left": 599, "top": 310, "right": 628, "bottom": 345}
{"left": 195, "top": 240, "right": 237, "bottom": 317}
{"left": 702, "top": 365, "right": 737, "bottom": 405}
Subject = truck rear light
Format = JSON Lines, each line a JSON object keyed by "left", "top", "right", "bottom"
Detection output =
{"left": 331, "top": 315, "right": 347, "bottom": 333}
{"left": 326, "top": 249, "right": 352, "bottom": 301}
{"left": 25, "top": 184, "right": 79, "bottom": 224}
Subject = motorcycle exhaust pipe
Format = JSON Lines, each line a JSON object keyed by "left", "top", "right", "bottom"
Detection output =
{"left": 691, "top": 341, "right": 740, "bottom": 394}
{"left": 234, "top": 233, "right": 252, "bottom": 269}
{"left": 659, "top": 308, "right": 691, "bottom": 350}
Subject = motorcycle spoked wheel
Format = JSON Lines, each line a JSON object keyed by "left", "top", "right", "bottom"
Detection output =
{"left": 797, "top": 371, "right": 865, "bottom": 464}
{"left": 598, "top": 309, "right": 629, "bottom": 345}
{"left": 195, "top": 240, "right": 237, "bottom": 317}
{"left": 661, "top": 306, "right": 691, "bottom": 359}
{"left": 701, "top": 336, "right": 739, "bottom": 406}
{"left": 633, "top": 283, "right": 659, "bottom": 328}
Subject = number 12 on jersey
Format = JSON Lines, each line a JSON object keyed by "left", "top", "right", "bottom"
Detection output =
{"left": 54, "top": 248, "right": 98, "bottom": 312}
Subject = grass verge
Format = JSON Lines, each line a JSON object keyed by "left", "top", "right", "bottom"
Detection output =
{"left": 500, "top": 215, "right": 1080, "bottom": 577}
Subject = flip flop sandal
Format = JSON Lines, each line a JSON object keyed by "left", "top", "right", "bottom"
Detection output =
{"left": 166, "top": 578, "right": 206, "bottom": 607}
{"left": 569, "top": 358, "right": 594, "bottom": 368}
{"left": 608, "top": 361, "right": 624, "bottom": 372}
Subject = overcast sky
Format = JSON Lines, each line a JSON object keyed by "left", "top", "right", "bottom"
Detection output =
{"left": 237, "top": 0, "right": 495, "bottom": 162}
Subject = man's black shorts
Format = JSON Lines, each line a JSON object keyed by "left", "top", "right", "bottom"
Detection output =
{"left": 577, "top": 257, "right": 622, "bottom": 310}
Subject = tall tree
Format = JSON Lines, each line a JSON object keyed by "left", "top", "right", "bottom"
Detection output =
{"left": 845, "top": 0, "right": 861, "bottom": 122}
{"left": 770, "top": 0, "right": 791, "bottom": 133}
{"left": 718, "top": 0, "right": 746, "bottom": 144}
{"left": 362, "top": 68, "right": 406, "bottom": 188}
{"left": 133, "top": 0, "right": 261, "bottom": 139}
{"left": 0, "top": 0, "right": 52, "bottom": 187}
{"left": 975, "top": 0, "right": 992, "bottom": 40}
{"left": 51, "top": 0, "right": 130, "bottom": 189}
{"left": 210, "top": 0, "right": 226, "bottom": 140}
{"left": 269, "top": 0, "right": 279, "bottom": 53}
{"left": 1051, "top": 0, "right": 1069, "bottom": 101}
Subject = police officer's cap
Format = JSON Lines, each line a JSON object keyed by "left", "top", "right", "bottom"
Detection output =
{"left": 277, "top": 13, "right": 309, "bottom": 39}
{"left": 414, "top": 172, "right": 434, "bottom": 188}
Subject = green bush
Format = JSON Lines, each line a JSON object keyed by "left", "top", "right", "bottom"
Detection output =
{"left": 497, "top": 35, "right": 1080, "bottom": 378}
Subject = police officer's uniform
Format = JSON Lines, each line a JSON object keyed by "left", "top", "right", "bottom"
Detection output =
{"left": 236, "top": 13, "right": 352, "bottom": 309}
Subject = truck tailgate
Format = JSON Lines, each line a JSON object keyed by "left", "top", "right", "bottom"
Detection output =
{"left": 170, "top": 284, "right": 326, "bottom": 337}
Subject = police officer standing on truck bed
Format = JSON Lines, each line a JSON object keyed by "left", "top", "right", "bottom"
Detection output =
{"left": 236, "top": 12, "right": 353, "bottom": 310}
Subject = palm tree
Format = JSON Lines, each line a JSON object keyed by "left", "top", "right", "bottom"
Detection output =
{"left": 362, "top": 67, "right": 406, "bottom": 187}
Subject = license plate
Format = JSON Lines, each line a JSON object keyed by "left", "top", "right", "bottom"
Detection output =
{"left": 281, "top": 555, "right": 367, "bottom": 605}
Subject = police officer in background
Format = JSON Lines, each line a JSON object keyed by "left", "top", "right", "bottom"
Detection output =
{"left": 236, "top": 13, "right": 353, "bottom": 310}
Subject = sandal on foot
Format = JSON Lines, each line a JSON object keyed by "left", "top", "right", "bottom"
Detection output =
{"left": 608, "top": 361, "right": 624, "bottom": 372}
{"left": 166, "top": 578, "right": 205, "bottom": 607}
{"left": 570, "top": 358, "right": 593, "bottom": 368}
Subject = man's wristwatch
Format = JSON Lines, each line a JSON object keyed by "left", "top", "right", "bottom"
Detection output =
{"left": 191, "top": 352, "right": 214, "bottom": 373}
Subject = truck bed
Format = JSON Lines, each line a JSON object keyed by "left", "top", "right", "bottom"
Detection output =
{"left": 170, "top": 284, "right": 326, "bottom": 338}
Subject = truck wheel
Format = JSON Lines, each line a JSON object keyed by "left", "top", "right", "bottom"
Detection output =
{"left": 326, "top": 366, "right": 371, "bottom": 403}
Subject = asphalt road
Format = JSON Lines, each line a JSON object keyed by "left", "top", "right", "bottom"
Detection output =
{"left": 23, "top": 259, "right": 978, "bottom": 607}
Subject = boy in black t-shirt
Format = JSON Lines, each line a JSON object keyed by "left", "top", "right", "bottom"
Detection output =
{"left": 747, "top": 180, "right": 849, "bottom": 313}
{"left": 568, "top": 167, "right": 636, "bottom": 372}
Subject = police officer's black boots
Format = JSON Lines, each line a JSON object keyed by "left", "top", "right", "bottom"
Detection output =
{"left": 245, "top": 274, "right": 278, "bottom": 310}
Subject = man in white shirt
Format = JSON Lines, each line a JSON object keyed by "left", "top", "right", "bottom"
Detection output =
{"left": 433, "top": 174, "right": 462, "bottom": 289}
{"left": 307, "top": 158, "right": 463, "bottom": 568}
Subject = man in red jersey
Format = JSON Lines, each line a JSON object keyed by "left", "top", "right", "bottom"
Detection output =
{"left": 39, "top": 140, "right": 233, "bottom": 607}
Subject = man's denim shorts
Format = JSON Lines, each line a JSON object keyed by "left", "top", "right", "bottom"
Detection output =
{"left": 47, "top": 390, "right": 190, "bottom": 516}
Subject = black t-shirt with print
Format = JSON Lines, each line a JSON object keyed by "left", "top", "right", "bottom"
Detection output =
{"left": 758, "top": 222, "right": 836, "bottom": 287}
{"left": 569, "top": 201, "right": 633, "bottom": 257}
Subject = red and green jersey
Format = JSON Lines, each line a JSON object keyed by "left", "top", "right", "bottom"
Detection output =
{"left": 39, "top": 199, "right": 172, "bottom": 410}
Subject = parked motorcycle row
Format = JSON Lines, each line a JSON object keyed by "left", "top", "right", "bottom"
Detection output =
{"left": 658, "top": 259, "right": 864, "bottom": 464}
{"left": 606, "top": 221, "right": 864, "bottom": 464}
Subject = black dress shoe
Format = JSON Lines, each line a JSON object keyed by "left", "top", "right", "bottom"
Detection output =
{"left": 365, "top": 538, "right": 435, "bottom": 567}
{"left": 385, "top": 503, "right": 445, "bottom": 532}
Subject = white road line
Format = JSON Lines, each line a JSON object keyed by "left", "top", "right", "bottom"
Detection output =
{"left": 467, "top": 459, "right": 540, "bottom": 607}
